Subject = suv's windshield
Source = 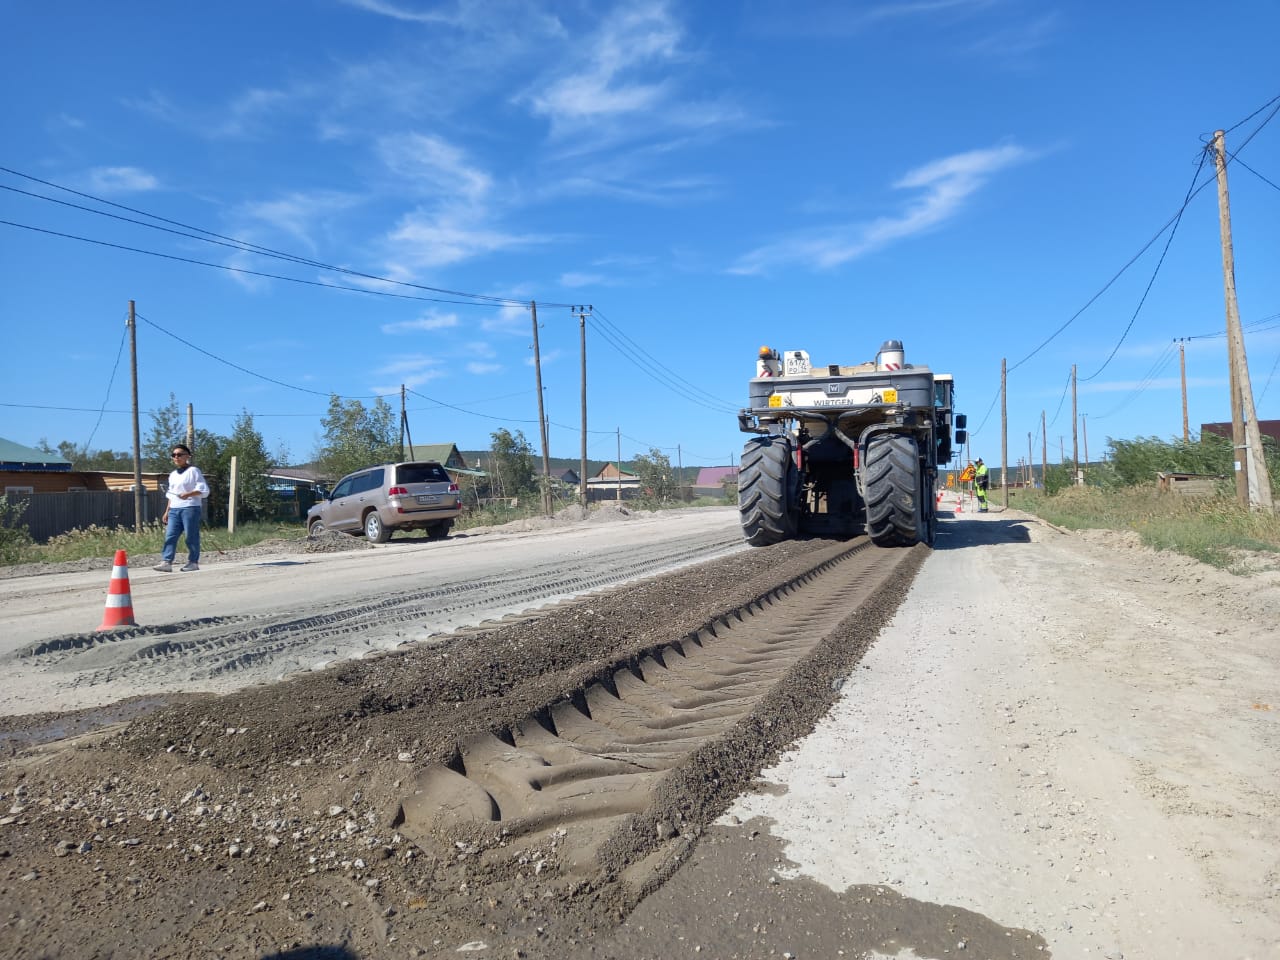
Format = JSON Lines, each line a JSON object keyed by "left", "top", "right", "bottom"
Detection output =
{"left": 397, "top": 463, "right": 449, "bottom": 484}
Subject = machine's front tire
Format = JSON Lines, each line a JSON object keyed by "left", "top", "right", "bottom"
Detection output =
{"left": 739, "top": 435, "right": 798, "bottom": 546}
{"left": 864, "top": 434, "right": 923, "bottom": 547}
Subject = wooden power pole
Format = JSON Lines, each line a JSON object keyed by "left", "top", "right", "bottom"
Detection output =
{"left": 577, "top": 306, "right": 589, "bottom": 508}
{"left": 530, "top": 301, "right": 553, "bottom": 516}
{"left": 1001, "top": 357, "right": 1008, "bottom": 508}
{"left": 1178, "top": 339, "right": 1189, "bottom": 442}
{"left": 1212, "top": 129, "right": 1273, "bottom": 511}
{"left": 128, "top": 300, "right": 144, "bottom": 532}
{"left": 1071, "top": 363, "right": 1079, "bottom": 483}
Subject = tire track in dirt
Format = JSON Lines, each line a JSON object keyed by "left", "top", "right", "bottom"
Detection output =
{"left": 394, "top": 539, "right": 918, "bottom": 901}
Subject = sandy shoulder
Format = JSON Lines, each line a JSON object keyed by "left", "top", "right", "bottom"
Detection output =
{"left": 724, "top": 502, "right": 1280, "bottom": 959}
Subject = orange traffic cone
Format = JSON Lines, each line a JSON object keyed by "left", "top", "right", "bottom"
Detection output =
{"left": 955, "top": 495, "right": 963, "bottom": 514}
{"left": 98, "top": 550, "right": 138, "bottom": 630}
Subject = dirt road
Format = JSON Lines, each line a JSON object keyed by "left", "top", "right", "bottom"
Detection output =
{"left": 1, "top": 501, "right": 1277, "bottom": 959}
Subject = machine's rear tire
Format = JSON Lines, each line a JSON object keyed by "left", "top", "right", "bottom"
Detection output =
{"left": 739, "top": 435, "right": 798, "bottom": 546}
{"left": 864, "top": 434, "right": 923, "bottom": 547}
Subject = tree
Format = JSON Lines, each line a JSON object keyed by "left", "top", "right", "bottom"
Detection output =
{"left": 486, "top": 428, "right": 536, "bottom": 500}
{"left": 633, "top": 447, "right": 677, "bottom": 503}
{"left": 199, "top": 412, "right": 276, "bottom": 522}
{"left": 36, "top": 439, "right": 132, "bottom": 472}
{"left": 315, "top": 395, "right": 397, "bottom": 480}
{"left": 144, "top": 393, "right": 185, "bottom": 472}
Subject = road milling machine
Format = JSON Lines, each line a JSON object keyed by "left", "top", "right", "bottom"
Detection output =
{"left": 738, "top": 340, "right": 966, "bottom": 547}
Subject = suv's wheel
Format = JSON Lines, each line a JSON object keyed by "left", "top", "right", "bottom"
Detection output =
{"left": 364, "top": 511, "right": 391, "bottom": 543}
{"left": 426, "top": 520, "right": 452, "bottom": 540}
{"left": 307, "top": 518, "right": 325, "bottom": 537}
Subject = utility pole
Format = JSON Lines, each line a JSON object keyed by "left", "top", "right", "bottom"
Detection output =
{"left": 1027, "top": 432, "right": 1033, "bottom": 487}
{"left": 1071, "top": 363, "right": 1079, "bottom": 483}
{"left": 1001, "top": 357, "right": 1008, "bottom": 508}
{"left": 1212, "top": 129, "right": 1273, "bottom": 510}
{"left": 1040, "top": 411, "right": 1047, "bottom": 490}
{"left": 530, "top": 301, "right": 552, "bottom": 516}
{"left": 186, "top": 404, "right": 194, "bottom": 451}
{"left": 616, "top": 428, "right": 622, "bottom": 502}
{"left": 128, "top": 300, "right": 144, "bottom": 532}
{"left": 1178, "top": 339, "right": 1189, "bottom": 442}
{"left": 576, "top": 306, "right": 590, "bottom": 508}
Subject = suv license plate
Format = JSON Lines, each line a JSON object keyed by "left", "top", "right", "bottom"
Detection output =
{"left": 416, "top": 495, "right": 439, "bottom": 504}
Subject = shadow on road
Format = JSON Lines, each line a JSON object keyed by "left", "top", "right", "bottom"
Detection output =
{"left": 932, "top": 513, "right": 1033, "bottom": 550}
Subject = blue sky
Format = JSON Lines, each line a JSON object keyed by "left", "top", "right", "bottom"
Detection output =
{"left": 3, "top": 0, "right": 1278, "bottom": 471}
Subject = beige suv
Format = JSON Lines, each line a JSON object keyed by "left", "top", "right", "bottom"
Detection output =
{"left": 306, "top": 461, "right": 463, "bottom": 542}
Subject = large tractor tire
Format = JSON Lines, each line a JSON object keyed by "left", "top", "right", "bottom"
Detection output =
{"left": 864, "top": 433, "right": 924, "bottom": 547}
{"left": 739, "top": 435, "right": 798, "bottom": 546}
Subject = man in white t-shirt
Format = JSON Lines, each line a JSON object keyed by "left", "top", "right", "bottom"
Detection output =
{"left": 154, "top": 444, "right": 210, "bottom": 572}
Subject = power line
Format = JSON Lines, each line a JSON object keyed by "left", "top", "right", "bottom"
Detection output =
{"left": 84, "top": 318, "right": 128, "bottom": 452}
{"left": 0, "top": 164, "right": 568, "bottom": 308}
{"left": 590, "top": 307, "right": 739, "bottom": 411}
{"left": 136, "top": 313, "right": 389, "bottom": 399}
{"left": 1008, "top": 92, "right": 1279, "bottom": 378}
{"left": 0, "top": 218, "right": 538, "bottom": 309}
{"left": 1079, "top": 150, "right": 1208, "bottom": 382}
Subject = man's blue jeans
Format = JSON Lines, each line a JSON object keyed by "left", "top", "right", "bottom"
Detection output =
{"left": 162, "top": 506, "right": 202, "bottom": 563}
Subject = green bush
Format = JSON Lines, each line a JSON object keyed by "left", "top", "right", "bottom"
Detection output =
{"left": 0, "top": 497, "right": 34, "bottom": 563}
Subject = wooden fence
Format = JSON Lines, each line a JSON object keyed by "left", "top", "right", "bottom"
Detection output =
{"left": 4, "top": 490, "right": 168, "bottom": 544}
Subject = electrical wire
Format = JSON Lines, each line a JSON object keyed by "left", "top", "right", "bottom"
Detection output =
{"left": 83, "top": 318, "right": 128, "bottom": 451}
{"left": 0, "top": 219, "right": 538, "bottom": 308}
{"left": 1091, "top": 340, "right": 1180, "bottom": 421}
{"left": 1079, "top": 150, "right": 1208, "bottom": 381}
{"left": 585, "top": 316, "right": 739, "bottom": 415}
{"left": 0, "top": 165, "right": 572, "bottom": 308}
{"left": 135, "top": 312, "right": 391, "bottom": 399}
{"left": 1007, "top": 92, "right": 1279, "bottom": 378}
{"left": 590, "top": 307, "right": 739, "bottom": 411}
{"left": 1226, "top": 152, "right": 1280, "bottom": 194}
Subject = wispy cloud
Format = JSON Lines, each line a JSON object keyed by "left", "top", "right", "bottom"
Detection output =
{"left": 560, "top": 272, "right": 607, "bottom": 288}
{"left": 376, "top": 133, "right": 493, "bottom": 202}
{"left": 519, "top": 1, "right": 744, "bottom": 153}
{"left": 466, "top": 361, "right": 503, "bottom": 374}
{"left": 234, "top": 191, "right": 359, "bottom": 250}
{"left": 86, "top": 166, "right": 160, "bottom": 194}
{"left": 339, "top": 0, "right": 462, "bottom": 24}
{"left": 372, "top": 353, "right": 446, "bottom": 392}
{"left": 381, "top": 310, "right": 461, "bottom": 334}
{"left": 729, "top": 143, "right": 1031, "bottom": 275}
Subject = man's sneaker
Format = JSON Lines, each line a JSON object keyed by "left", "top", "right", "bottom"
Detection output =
{"left": 153, "top": 562, "right": 173, "bottom": 572}
{"left": 180, "top": 562, "right": 200, "bottom": 572}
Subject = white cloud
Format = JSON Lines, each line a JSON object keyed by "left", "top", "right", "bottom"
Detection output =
{"left": 729, "top": 143, "right": 1030, "bottom": 275}
{"left": 339, "top": 0, "right": 461, "bottom": 24}
{"left": 466, "top": 361, "right": 503, "bottom": 374}
{"left": 519, "top": 1, "right": 744, "bottom": 153}
{"left": 371, "top": 353, "right": 446, "bottom": 392}
{"left": 376, "top": 133, "right": 493, "bottom": 202}
{"left": 235, "top": 191, "right": 358, "bottom": 250}
{"left": 560, "top": 272, "right": 606, "bottom": 288}
{"left": 387, "top": 210, "right": 535, "bottom": 268}
{"left": 86, "top": 166, "right": 160, "bottom": 194}
{"left": 381, "top": 311, "right": 461, "bottom": 334}
{"left": 481, "top": 303, "right": 532, "bottom": 335}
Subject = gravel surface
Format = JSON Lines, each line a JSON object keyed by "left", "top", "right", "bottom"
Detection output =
{"left": 2, "top": 500, "right": 1278, "bottom": 959}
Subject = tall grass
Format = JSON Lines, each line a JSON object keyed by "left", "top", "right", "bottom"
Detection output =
{"left": 1015, "top": 486, "right": 1280, "bottom": 571}
{"left": 5, "top": 521, "right": 304, "bottom": 565}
